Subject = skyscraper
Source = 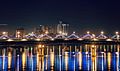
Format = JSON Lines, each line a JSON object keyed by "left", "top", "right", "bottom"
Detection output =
{"left": 57, "top": 21, "right": 69, "bottom": 36}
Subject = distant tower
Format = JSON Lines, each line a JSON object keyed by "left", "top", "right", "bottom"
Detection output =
{"left": 57, "top": 21, "right": 63, "bottom": 35}
{"left": 16, "top": 28, "right": 25, "bottom": 39}
{"left": 57, "top": 21, "right": 69, "bottom": 36}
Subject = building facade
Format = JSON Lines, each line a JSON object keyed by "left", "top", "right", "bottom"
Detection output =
{"left": 57, "top": 21, "right": 69, "bottom": 36}
{"left": 16, "top": 28, "right": 25, "bottom": 39}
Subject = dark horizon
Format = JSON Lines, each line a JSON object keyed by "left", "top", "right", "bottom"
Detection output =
{"left": 0, "top": 0, "right": 120, "bottom": 34}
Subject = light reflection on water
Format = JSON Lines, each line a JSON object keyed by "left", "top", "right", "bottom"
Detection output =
{"left": 0, "top": 44, "right": 120, "bottom": 71}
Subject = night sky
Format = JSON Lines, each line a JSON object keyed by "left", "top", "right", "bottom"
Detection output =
{"left": 0, "top": 0, "right": 120, "bottom": 34}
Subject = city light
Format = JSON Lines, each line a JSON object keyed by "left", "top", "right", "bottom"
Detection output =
{"left": 78, "top": 38, "right": 83, "bottom": 40}
{"left": 2, "top": 32, "right": 7, "bottom": 35}
{"left": 0, "top": 30, "right": 119, "bottom": 41}
{"left": 17, "top": 31, "right": 20, "bottom": 34}
{"left": 35, "top": 38, "right": 40, "bottom": 41}
{"left": 51, "top": 38, "right": 54, "bottom": 41}
{"left": 7, "top": 39, "right": 14, "bottom": 41}
{"left": 106, "top": 39, "right": 112, "bottom": 41}
{"left": 38, "top": 44, "right": 44, "bottom": 48}
{"left": 93, "top": 38, "right": 98, "bottom": 41}
{"left": 116, "top": 32, "right": 119, "bottom": 35}
{"left": 59, "top": 31, "right": 62, "bottom": 34}
{"left": 101, "top": 31, "right": 104, "bottom": 34}
{"left": 21, "top": 39, "right": 27, "bottom": 41}
{"left": 87, "top": 31, "right": 90, "bottom": 34}
{"left": 45, "top": 31, "right": 48, "bottom": 34}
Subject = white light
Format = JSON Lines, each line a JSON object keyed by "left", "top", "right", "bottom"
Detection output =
{"left": 35, "top": 38, "right": 40, "bottom": 41}
{"left": 78, "top": 38, "right": 83, "bottom": 40}
{"left": 7, "top": 39, "right": 14, "bottom": 42}
{"left": 87, "top": 31, "right": 90, "bottom": 34}
{"left": 93, "top": 38, "right": 98, "bottom": 41}
{"left": 65, "top": 52, "right": 69, "bottom": 54}
{"left": 65, "top": 38, "right": 68, "bottom": 40}
{"left": 116, "top": 32, "right": 119, "bottom": 35}
{"left": 59, "top": 31, "right": 62, "bottom": 34}
{"left": 85, "top": 52, "right": 88, "bottom": 54}
{"left": 21, "top": 39, "right": 27, "bottom": 41}
{"left": 45, "top": 31, "right": 48, "bottom": 34}
{"left": 106, "top": 39, "right": 112, "bottom": 41}
{"left": 51, "top": 38, "right": 54, "bottom": 41}
{"left": 101, "top": 31, "right": 104, "bottom": 34}
{"left": 92, "top": 34, "right": 95, "bottom": 37}
{"left": 115, "top": 52, "right": 119, "bottom": 54}
{"left": 101, "top": 52, "right": 104, "bottom": 54}
{"left": 73, "top": 31, "right": 75, "bottom": 34}
{"left": 2, "top": 37, "right": 7, "bottom": 39}
{"left": 2, "top": 32, "right": 6, "bottom": 35}
{"left": 17, "top": 31, "right": 20, "bottom": 34}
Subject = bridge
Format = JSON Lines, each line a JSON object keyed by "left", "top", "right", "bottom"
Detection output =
{"left": 0, "top": 31, "right": 119, "bottom": 56}
{"left": 0, "top": 31, "right": 119, "bottom": 42}
{"left": 0, "top": 31, "right": 119, "bottom": 47}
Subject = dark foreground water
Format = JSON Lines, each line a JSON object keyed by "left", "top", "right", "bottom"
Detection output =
{"left": 0, "top": 44, "right": 120, "bottom": 71}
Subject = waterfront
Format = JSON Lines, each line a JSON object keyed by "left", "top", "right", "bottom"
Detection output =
{"left": 0, "top": 43, "right": 120, "bottom": 71}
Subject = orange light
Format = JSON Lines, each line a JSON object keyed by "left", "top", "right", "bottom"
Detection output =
{"left": 45, "top": 31, "right": 48, "bottom": 34}
{"left": 38, "top": 44, "right": 42, "bottom": 47}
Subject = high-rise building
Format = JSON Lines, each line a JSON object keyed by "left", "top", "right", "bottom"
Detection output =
{"left": 57, "top": 21, "right": 69, "bottom": 36}
{"left": 16, "top": 28, "right": 25, "bottom": 39}
{"left": 35, "top": 25, "right": 44, "bottom": 35}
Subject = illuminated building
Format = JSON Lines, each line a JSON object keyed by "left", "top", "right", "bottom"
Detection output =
{"left": 16, "top": 28, "right": 25, "bottom": 39}
{"left": 35, "top": 25, "right": 44, "bottom": 35}
{"left": 57, "top": 21, "right": 69, "bottom": 36}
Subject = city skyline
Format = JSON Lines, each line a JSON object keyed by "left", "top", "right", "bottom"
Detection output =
{"left": 0, "top": 0, "right": 120, "bottom": 71}
{"left": 0, "top": 0, "right": 120, "bottom": 34}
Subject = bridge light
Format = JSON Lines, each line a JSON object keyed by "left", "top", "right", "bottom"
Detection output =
{"left": 73, "top": 31, "right": 75, "bottom": 34}
{"left": 87, "top": 31, "right": 90, "bottom": 34}
{"left": 101, "top": 31, "right": 104, "bottom": 34}
{"left": 93, "top": 38, "right": 98, "bottom": 41}
{"left": 21, "top": 39, "right": 27, "bottom": 41}
{"left": 51, "top": 38, "right": 54, "bottom": 41}
{"left": 78, "top": 38, "right": 83, "bottom": 41}
{"left": 59, "top": 31, "right": 62, "bottom": 34}
{"left": 65, "top": 38, "right": 68, "bottom": 40}
{"left": 2, "top": 32, "right": 6, "bottom": 35}
{"left": 62, "top": 33, "right": 65, "bottom": 35}
{"left": 45, "top": 31, "right": 48, "bottom": 34}
{"left": 92, "top": 34, "right": 95, "bottom": 38}
{"left": 115, "top": 32, "right": 119, "bottom": 35}
{"left": 7, "top": 39, "right": 13, "bottom": 42}
{"left": 35, "top": 38, "right": 40, "bottom": 41}
{"left": 106, "top": 39, "right": 112, "bottom": 41}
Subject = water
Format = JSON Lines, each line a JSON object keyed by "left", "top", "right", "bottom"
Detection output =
{"left": 0, "top": 44, "right": 120, "bottom": 71}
